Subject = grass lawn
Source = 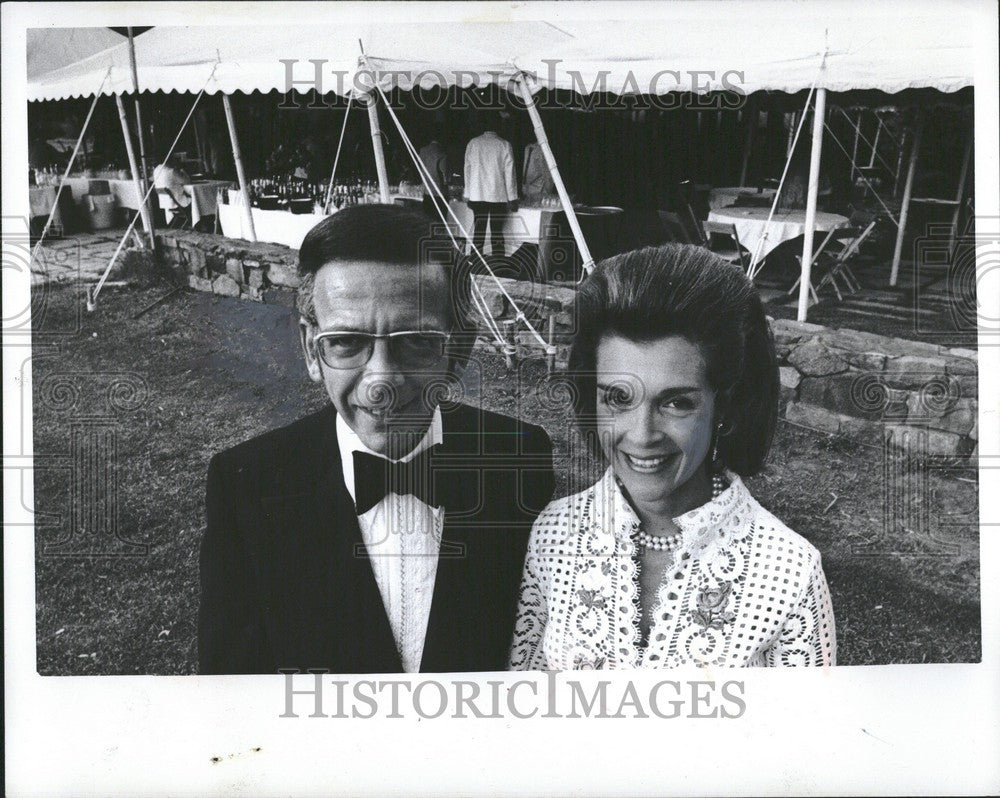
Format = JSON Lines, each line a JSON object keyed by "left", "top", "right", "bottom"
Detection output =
{"left": 31, "top": 282, "right": 980, "bottom": 674}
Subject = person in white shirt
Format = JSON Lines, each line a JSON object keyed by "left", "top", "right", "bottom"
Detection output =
{"left": 152, "top": 155, "right": 192, "bottom": 223}
{"left": 463, "top": 114, "right": 518, "bottom": 257}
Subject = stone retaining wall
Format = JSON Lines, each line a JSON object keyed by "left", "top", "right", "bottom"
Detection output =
{"left": 157, "top": 230, "right": 300, "bottom": 305}
{"left": 160, "top": 230, "right": 978, "bottom": 457}
{"left": 772, "top": 319, "right": 977, "bottom": 457}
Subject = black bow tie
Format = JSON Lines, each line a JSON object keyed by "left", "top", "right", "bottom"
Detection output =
{"left": 352, "top": 447, "right": 441, "bottom": 515}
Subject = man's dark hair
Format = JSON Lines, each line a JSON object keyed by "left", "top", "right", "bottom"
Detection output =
{"left": 296, "top": 204, "right": 471, "bottom": 335}
{"left": 568, "top": 243, "right": 779, "bottom": 476}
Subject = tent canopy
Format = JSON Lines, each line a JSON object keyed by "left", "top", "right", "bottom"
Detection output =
{"left": 26, "top": 22, "right": 570, "bottom": 100}
{"left": 519, "top": 7, "right": 975, "bottom": 95}
{"left": 26, "top": 27, "right": 125, "bottom": 83}
{"left": 26, "top": 2, "right": 976, "bottom": 102}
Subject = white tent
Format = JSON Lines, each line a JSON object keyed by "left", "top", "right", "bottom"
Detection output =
{"left": 514, "top": 3, "right": 974, "bottom": 96}
{"left": 26, "top": 27, "right": 124, "bottom": 84}
{"left": 26, "top": 22, "right": 570, "bottom": 101}
{"left": 27, "top": 3, "right": 975, "bottom": 101}
{"left": 26, "top": 5, "right": 978, "bottom": 322}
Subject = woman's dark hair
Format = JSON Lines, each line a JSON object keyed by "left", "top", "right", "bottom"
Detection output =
{"left": 568, "top": 243, "right": 779, "bottom": 476}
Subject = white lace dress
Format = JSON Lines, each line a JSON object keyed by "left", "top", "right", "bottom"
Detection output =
{"left": 509, "top": 469, "right": 836, "bottom": 669}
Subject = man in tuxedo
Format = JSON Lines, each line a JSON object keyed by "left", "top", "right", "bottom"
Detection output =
{"left": 199, "top": 204, "right": 555, "bottom": 674}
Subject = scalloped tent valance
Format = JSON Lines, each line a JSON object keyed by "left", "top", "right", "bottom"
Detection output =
{"left": 26, "top": 2, "right": 975, "bottom": 102}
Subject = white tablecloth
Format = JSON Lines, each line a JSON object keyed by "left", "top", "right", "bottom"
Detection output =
{"left": 60, "top": 176, "right": 142, "bottom": 209}
{"left": 218, "top": 193, "right": 547, "bottom": 253}
{"left": 60, "top": 175, "right": 231, "bottom": 221}
{"left": 448, "top": 201, "right": 544, "bottom": 256}
{"left": 29, "top": 185, "right": 58, "bottom": 217}
{"left": 219, "top": 193, "right": 328, "bottom": 249}
{"left": 707, "top": 207, "right": 849, "bottom": 258}
{"left": 708, "top": 186, "right": 777, "bottom": 209}
{"left": 185, "top": 180, "right": 233, "bottom": 225}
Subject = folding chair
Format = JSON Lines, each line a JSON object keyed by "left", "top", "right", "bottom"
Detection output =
{"left": 787, "top": 221, "right": 877, "bottom": 303}
{"left": 813, "top": 220, "right": 877, "bottom": 299}
{"left": 155, "top": 187, "right": 191, "bottom": 229}
{"left": 786, "top": 227, "right": 841, "bottom": 304}
{"left": 702, "top": 220, "right": 749, "bottom": 270}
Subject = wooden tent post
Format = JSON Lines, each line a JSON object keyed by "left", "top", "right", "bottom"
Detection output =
{"left": 514, "top": 74, "right": 595, "bottom": 274}
{"left": 796, "top": 88, "right": 827, "bottom": 322}
{"left": 127, "top": 27, "right": 155, "bottom": 249}
{"left": 890, "top": 115, "right": 922, "bottom": 287}
{"left": 115, "top": 93, "right": 153, "bottom": 240}
{"left": 222, "top": 94, "right": 257, "bottom": 242}
{"left": 366, "top": 96, "right": 392, "bottom": 202}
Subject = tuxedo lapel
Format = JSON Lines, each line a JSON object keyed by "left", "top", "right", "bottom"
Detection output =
{"left": 257, "top": 407, "right": 401, "bottom": 673}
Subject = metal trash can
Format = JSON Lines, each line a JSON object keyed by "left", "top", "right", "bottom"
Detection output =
{"left": 83, "top": 193, "right": 117, "bottom": 230}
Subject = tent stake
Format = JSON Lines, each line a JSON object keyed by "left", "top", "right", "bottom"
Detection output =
{"left": 797, "top": 87, "right": 827, "bottom": 322}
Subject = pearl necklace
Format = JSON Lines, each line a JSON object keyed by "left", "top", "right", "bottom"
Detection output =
{"left": 635, "top": 474, "right": 726, "bottom": 552}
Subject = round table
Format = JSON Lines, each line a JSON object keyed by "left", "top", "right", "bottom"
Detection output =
{"left": 707, "top": 207, "right": 849, "bottom": 259}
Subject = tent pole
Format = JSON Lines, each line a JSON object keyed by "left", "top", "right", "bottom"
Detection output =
{"left": 738, "top": 99, "right": 755, "bottom": 187}
{"left": 193, "top": 111, "right": 208, "bottom": 174}
{"left": 786, "top": 111, "right": 798, "bottom": 157}
{"left": 890, "top": 114, "right": 922, "bottom": 287}
{"left": 366, "top": 96, "right": 392, "bottom": 202}
{"left": 222, "top": 94, "right": 257, "bottom": 242}
{"left": 115, "top": 93, "right": 153, "bottom": 241}
{"left": 796, "top": 88, "right": 827, "bottom": 322}
{"left": 892, "top": 128, "right": 908, "bottom": 198}
{"left": 948, "top": 133, "right": 973, "bottom": 259}
{"left": 127, "top": 26, "right": 155, "bottom": 249}
{"left": 867, "top": 116, "right": 882, "bottom": 169}
{"left": 514, "top": 74, "right": 595, "bottom": 274}
{"left": 850, "top": 110, "right": 860, "bottom": 186}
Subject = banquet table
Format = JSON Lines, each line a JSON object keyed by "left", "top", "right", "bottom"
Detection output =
{"left": 444, "top": 200, "right": 544, "bottom": 256}
{"left": 29, "top": 185, "right": 62, "bottom": 227}
{"left": 708, "top": 186, "right": 777, "bottom": 210}
{"left": 60, "top": 175, "right": 142, "bottom": 210}
{"left": 219, "top": 190, "right": 328, "bottom": 249}
{"left": 181, "top": 180, "right": 233, "bottom": 225}
{"left": 217, "top": 192, "right": 548, "bottom": 252}
{"left": 707, "top": 207, "right": 850, "bottom": 259}
{"left": 59, "top": 175, "right": 231, "bottom": 222}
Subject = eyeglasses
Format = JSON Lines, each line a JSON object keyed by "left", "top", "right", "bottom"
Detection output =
{"left": 313, "top": 330, "right": 450, "bottom": 370}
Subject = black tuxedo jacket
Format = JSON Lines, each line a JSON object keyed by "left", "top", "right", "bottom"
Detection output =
{"left": 198, "top": 403, "right": 554, "bottom": 674}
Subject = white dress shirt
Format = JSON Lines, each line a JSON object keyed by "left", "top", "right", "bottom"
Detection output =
{"left": 337, "top": 408, "right": 444, "bottom": 672}
{"left": 463, "top": 131, "right": 518, "bottom": 203}
{"left": 152, "top": 163, "right": 192, "bottom": 207}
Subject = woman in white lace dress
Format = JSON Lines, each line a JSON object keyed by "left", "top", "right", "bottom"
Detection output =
{"left": 510, "top": 244, "right": 836, "bottom": 669}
